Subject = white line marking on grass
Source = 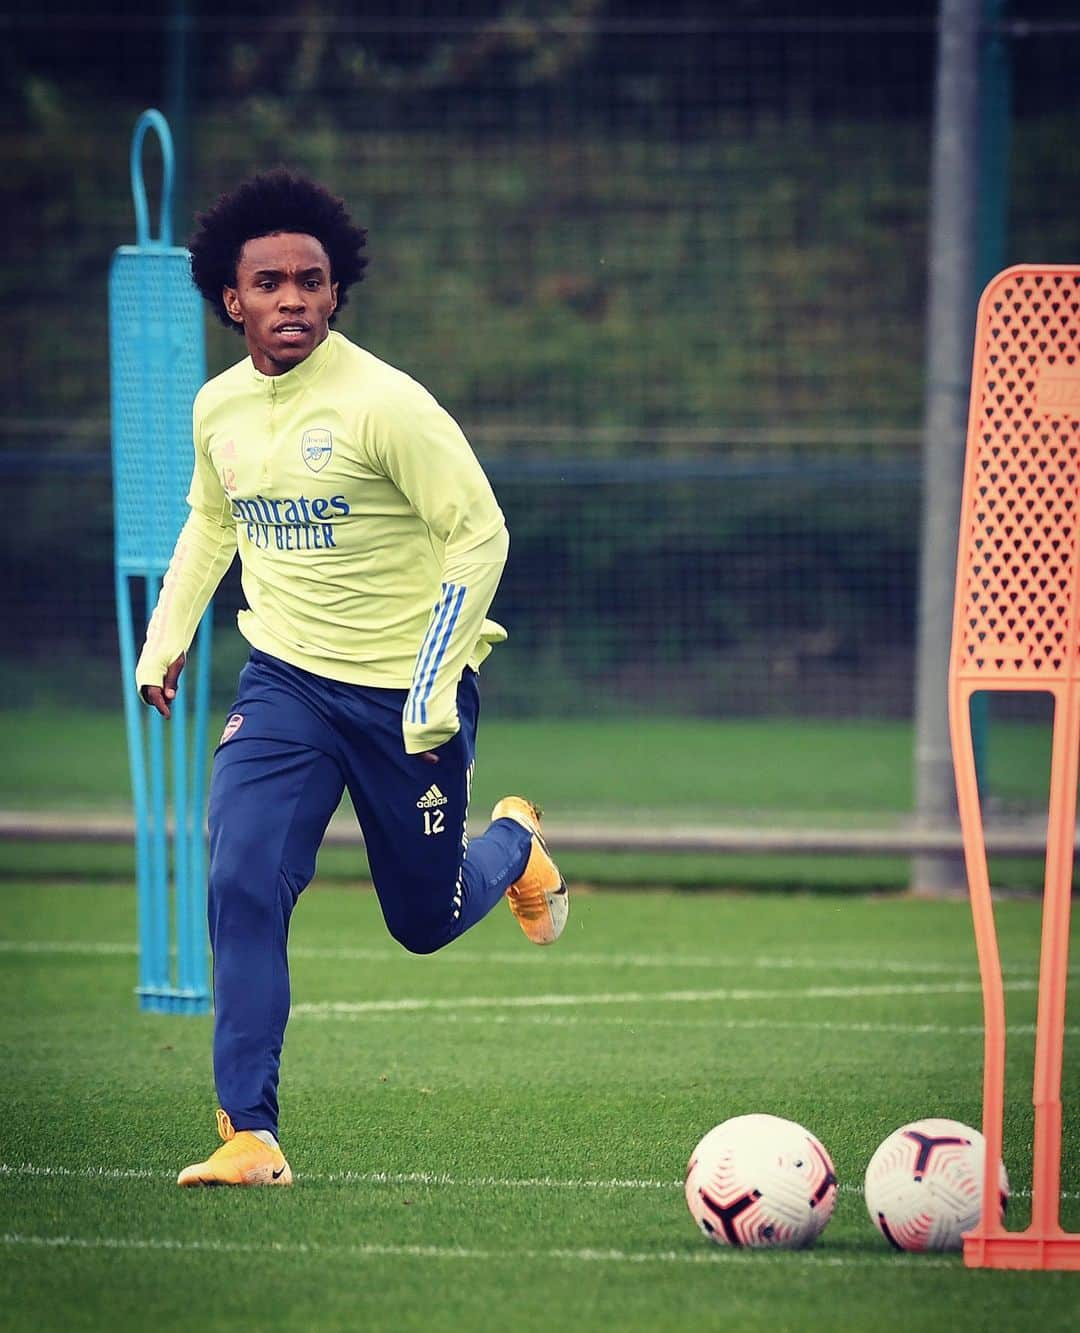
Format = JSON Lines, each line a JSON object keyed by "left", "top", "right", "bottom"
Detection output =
{"left": 0, "top": 941, "right": 136, "bottom": 956}
{"left": 289, "top": 946, "right": 1038, "bottom": 977}
{"left": 345, "top": 1013, "right": 1075, "bottom": 1040}
{"left": 0, "top": 1231, "right": 957, "bottom": 1268}
{"left": 1, "top": 1164, "right": 171, "bottom": 1181}
{"left": 3, "top": 1163, "right": 1073, "bottom": 1201}
{"left": 0, "top": 1163, "right": 669, "bottom": 1190}
{"left": 320, "top": 1170, "right": 674, "bottom": 1190}
{"left": 1, "top": 939, "right": 1074, "bottom": 980}
{"left": 291, "top": 980, "right": 1035, "bottom": 1017}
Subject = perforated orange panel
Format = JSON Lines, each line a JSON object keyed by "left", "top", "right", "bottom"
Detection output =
{"left": 952, "top": 269, "right": 1080, "bottom": 683}
{"left": 949, "top": 265, "right": 1080, "bottom": 1272}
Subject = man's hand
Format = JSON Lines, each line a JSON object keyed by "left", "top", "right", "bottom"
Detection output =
{"left": 140, "top": 653, "right": 187, "bottom": 719}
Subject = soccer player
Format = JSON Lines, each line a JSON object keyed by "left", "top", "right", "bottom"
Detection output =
{"left": 136, "top": 169, "right": 568, "bottom": 1187}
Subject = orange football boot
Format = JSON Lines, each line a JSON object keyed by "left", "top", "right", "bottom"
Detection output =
{"left": 177, "top": 1108, "right": 292, "bottom": 1187}
{"left": 491, "top": 797, "right": 569, "bottom": 945}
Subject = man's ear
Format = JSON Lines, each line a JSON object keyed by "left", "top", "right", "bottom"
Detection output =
{"left": 223, "top": 287, "right": 243, "bottom": 324}
{"left": 329, "top": 281, "right": 339, "bottom": 316}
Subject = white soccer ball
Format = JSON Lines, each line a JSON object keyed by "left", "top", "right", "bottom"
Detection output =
{"left": 684, "top": 1113, "right": 838, "bottom": 1249}
{"left": 864, "top": 1117, "right": 1009, "bottom": 1251}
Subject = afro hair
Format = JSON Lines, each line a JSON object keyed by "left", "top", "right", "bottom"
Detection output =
{"left": 188, "top": 169, "right": 368, "bottom": 331}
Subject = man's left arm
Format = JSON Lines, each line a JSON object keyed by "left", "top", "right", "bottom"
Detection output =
{"left": 403, "top": 526, "right": 508, "bottom": 754}
{"left": 373, "top": 385, "right": 510, "bottom": 755}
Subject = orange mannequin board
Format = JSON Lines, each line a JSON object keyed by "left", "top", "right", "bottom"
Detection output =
{"left": 949, "top": 265, "right": 1080, "bottom": 1270}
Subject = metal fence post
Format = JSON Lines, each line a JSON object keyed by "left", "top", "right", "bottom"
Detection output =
{"left": 913, "top": 0, "right": 981, "bottom": 894}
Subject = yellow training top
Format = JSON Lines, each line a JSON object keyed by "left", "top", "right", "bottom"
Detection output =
{"left": 136, "top": 331, "right": 509, "bottom": 753}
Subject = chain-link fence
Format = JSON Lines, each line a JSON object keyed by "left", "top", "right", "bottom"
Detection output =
{"left": 2, "top": 3, "right": 1077, "bottom": 719}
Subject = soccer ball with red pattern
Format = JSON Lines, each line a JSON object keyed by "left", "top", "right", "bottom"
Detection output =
{"left": 684, "top": 1113, "right": 839, "bottom": 1249}
{"left": 863, "top": 1117, "right": 1009, "bottom": 1251}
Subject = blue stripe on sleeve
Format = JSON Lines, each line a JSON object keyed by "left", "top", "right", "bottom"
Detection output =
{"left": 408, "top": 584, "right": 454, "bottom": 724}
{"left": 414, "top": 583, "right": 467, "bottom": 724}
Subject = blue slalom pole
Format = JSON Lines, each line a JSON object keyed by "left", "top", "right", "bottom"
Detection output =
{"left": 116, "top": 570, "right": 154, "bottom": 1002}
{"left": 146, "top": 580, "right": 170, "bottom": 1006}
{"left": 186, "top": 611, "right": 214, "bottom": 999}
{"left": 171, "top": 655, "right": 190, "bottom": 1004}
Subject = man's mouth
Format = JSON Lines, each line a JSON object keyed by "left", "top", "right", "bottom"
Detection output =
{"left": 274, "top": 322, "right": 311, "bottom": 337}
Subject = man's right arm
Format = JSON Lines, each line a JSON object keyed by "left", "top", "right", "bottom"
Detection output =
{"left": 135, "top": 405, "right": 238, "bottom": 706}
{"left": 134, "top": 507, "right": 237, "bottom": 702}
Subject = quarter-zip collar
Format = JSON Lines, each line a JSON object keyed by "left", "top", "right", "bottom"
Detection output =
{"left": 248, "top": 329, "right": 337, "bottom": 397}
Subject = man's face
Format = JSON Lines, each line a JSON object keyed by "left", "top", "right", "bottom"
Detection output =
{"left": 223, "top": 232, "right": 339, "bottom": 376}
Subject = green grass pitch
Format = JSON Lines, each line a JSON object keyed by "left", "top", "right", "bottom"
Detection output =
{"left": 0, "top": 708, "right": 1062, "bottom": 891}
{"left": 0, "top": 710, "right": 1057, "bottom": 820}
{"left": 1, "top": 880, "right": 1077, "bottom": 1331}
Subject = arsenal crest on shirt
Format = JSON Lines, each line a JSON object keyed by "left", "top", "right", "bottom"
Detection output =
{"left": 300, "top": 428, "right": 333, "bottom": 473}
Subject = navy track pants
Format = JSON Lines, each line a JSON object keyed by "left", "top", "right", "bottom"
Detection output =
{"left": 206, "top": 649, "right": 532, "bottom": 1134}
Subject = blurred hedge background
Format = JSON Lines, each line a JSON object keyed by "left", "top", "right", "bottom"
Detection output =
{"left": 2, "top": 1, "right": 1077, "bottom": 722}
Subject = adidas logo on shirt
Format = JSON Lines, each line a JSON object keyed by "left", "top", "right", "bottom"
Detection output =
{"left": 416, "top": 785, "right": 449, "bottom": 809}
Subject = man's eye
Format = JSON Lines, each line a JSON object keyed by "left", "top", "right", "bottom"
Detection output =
{"left": 305, "top": 279, "right": 321, "bottom": 289}
{"left": 258, "top": 281, "right": 276, "bottom": 291}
